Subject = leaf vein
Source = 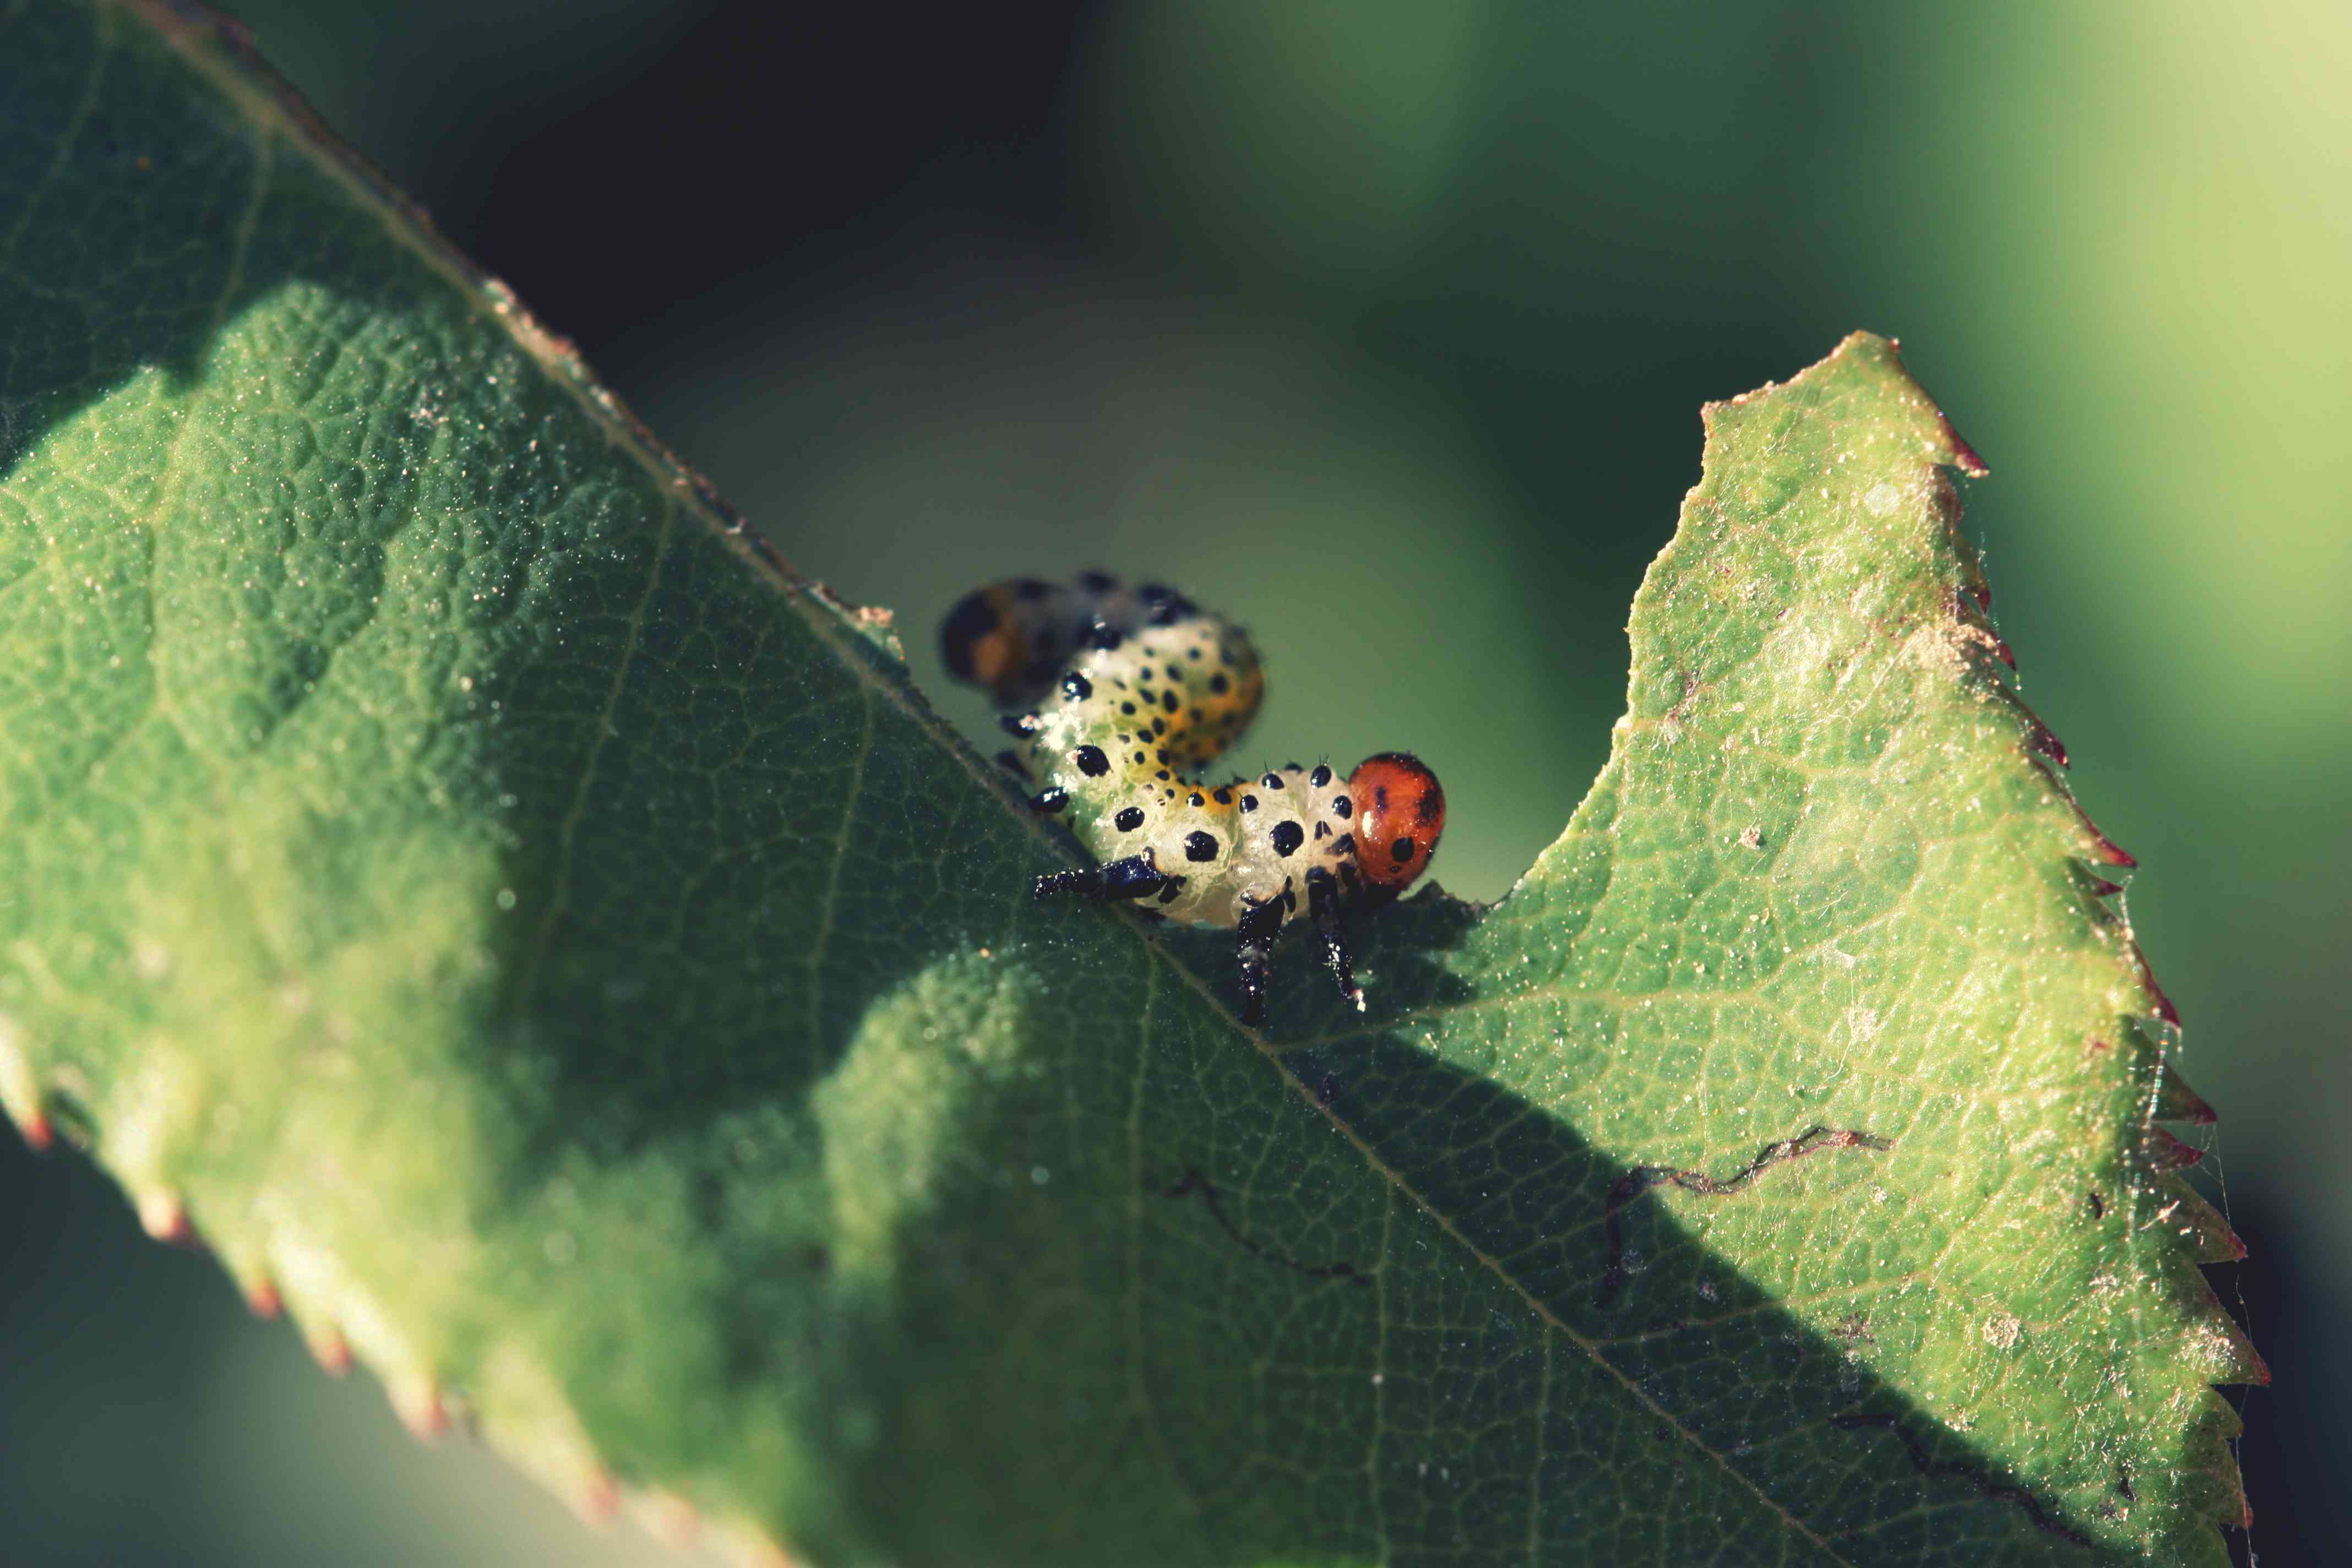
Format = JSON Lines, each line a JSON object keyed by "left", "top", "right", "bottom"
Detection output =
{"left": 515, "top": 491, "right": 676, "bottom": 1004}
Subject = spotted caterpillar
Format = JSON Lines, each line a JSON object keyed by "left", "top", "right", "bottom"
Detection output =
{"left": 942, "top": 571, "right": 1445, "bottom": 1026}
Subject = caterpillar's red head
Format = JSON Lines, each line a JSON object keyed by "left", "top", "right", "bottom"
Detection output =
{"left": 1348, "top": 752, "right": 1445, "bottom": 891}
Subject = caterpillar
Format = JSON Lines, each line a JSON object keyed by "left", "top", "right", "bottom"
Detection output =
{"left": 941, "top": 570, "right": 1445, "bottom": 1026}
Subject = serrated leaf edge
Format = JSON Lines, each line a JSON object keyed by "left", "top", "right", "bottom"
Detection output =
{"left": 6, "top": 9, "right": 2260, "bottom": 1561}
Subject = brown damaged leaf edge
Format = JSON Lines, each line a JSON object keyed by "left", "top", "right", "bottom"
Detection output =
{"left": 1277, "top": 330, "right": 2263, "bottom": 1556}
{"left": 1724, "top": 336, "right": 2252, "bottom": 1236}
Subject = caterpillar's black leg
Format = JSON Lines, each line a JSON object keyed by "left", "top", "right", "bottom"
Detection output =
{"left": 1233, "top": 895, "right": 1286, "bottom": 1028}
{"left": 1305, "top": 867, "right": 1364, "bottom": 1012}
{"left": 1028, "top": 785, "right": 1069, "bottom": 814}
{"left": 1034, "top": 853, "right": 1168, "bottom": 903}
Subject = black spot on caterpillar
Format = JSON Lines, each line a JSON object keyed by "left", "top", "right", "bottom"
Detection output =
{"left": 941, "top": 571, "right": 1446, "bottom": 1026}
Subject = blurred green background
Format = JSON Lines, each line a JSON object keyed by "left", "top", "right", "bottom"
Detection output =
{"left": 3, "top": 1, "right": 2342, "bottom": 1561}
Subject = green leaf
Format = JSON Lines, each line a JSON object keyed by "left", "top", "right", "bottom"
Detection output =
{"left": 0, "top": 3, "right": 2257, "bottom": 1564}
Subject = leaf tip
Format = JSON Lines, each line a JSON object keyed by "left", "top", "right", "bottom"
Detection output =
{"left": 0, "top": 1017, "right": 50, "bottom": 1151}
{"left": 392, "top": 1377, "right": 453, "bottom": 1441}
{"left": 302, "top": 1320, "right": 354, "bottom": 1378}
{"left": 567, "top": 1468, "right": 622, "bottom": 1527}
{"left": 2133, "top": 947, "right": 2182, "bottom": 1025}
{"left": 2155, "top": 1073, "right": 2219, "bottom": 1127}
{"left": 2078, "top": 824, "right": 2139, "bottom": 869}
{"left": 135, "top": 1188, "right": 193, "bottom": 1245}
{"left": 1828, "top": 330, "right": 1992, "bottom": 477}
{"left": 632, "top": 1490, "right": 704, "bottom": 1549}
{"left": 9, "top": 1107, "right": 53, "bottom": 1154}
{"left": 2192, "top": 1307, "right": 2270, "bottom": 1388}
